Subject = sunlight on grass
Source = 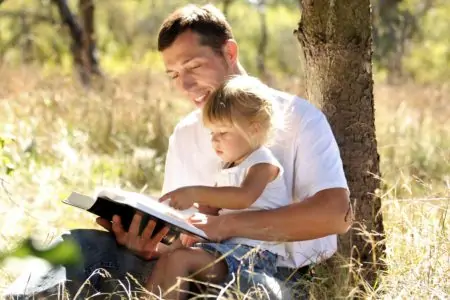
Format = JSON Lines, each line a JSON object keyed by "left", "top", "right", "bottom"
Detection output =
{"left": 0, "top": 68, "right": 449, "bottom": 298}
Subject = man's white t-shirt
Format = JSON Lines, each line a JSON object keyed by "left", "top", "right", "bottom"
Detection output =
{"left": 162, "top": 89, "right": 349, "bottom": 268}
{"left": 216, "top": 146, "right": 290, "bottom": 258}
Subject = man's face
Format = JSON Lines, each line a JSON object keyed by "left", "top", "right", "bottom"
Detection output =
{"left": 161, "top": 30, "right": 232, "bottom": 108}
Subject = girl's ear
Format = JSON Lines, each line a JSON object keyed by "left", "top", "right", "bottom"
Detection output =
{"left": 249, "top": 122, "right": 261, "bottom": 137}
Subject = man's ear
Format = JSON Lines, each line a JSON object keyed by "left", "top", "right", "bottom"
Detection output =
{"left": 222, "top": 39, "right": 238, "bottom": 66}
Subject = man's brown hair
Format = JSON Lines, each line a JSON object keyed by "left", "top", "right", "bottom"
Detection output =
{"left": 157, "top": 4, "right": 234, "bottom": 55}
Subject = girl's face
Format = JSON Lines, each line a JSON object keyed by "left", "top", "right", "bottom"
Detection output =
{"left": 208, "top": 123, "right": 254, "bottom": 164}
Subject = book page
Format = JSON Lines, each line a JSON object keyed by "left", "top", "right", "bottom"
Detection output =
{"left": 64, "top": 192, "right": 96, "bottom": 210}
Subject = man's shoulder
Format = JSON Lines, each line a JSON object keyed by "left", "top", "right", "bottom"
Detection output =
{"left": 270, "top": 88, "right": 327, "bottom": 128}
{"left": 173, "top": 109, "right": 203, "bottom": 135}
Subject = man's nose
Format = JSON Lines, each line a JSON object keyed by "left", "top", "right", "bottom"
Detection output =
{"left": 178, "top": 74, "right": 196, "bottom": 92}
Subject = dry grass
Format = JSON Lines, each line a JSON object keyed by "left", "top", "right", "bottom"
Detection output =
{"left": 0, "top": 66, "right": 449, "bottom": 299}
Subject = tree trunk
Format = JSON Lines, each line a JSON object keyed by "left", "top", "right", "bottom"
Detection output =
{"left": 296, "top": 0, "right": 385, "bottom": 286}
{"left": 20, "top": 12, "right": 33, "bottom": 63}
{"left": 256, "top": 0, "right": 268, "bottom": 77}
{"left": 52, "top": 0, "right": 101, "bottom": 85}
{"left": 222, "top": 0, "right": 234, "bottom": 17}
{"left": 79, "top": 0, "right": 101, "bottom": 76}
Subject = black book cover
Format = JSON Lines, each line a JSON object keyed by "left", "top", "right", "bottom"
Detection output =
{"left": 89, "top": 196, "right": 180, "bottom": 245}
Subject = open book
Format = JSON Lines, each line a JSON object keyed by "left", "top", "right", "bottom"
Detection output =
{"left": 63, "top": 188, "right": 208, "bottom": 245}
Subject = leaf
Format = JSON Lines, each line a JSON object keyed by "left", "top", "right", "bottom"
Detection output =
{"left": 0, "top": 238, "right": 82, "bottom": 267}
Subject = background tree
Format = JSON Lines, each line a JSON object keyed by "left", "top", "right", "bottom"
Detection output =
{"left": 51, "top": 0, "right": 101, "bottom": 85}
{"left": 249, "top": 0, "right": 268, "bottom": 77}
{"left": 372, "top": 0, "right": 435, "bottom": 84}
{"left": 221, "top": 0, "right": 235, "bottom": 17}
{"left": 296, "top": 0, "right": 385, "bottom": 286}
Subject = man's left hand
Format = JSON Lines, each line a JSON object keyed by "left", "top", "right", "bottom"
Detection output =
{"left": 189, "top": 213, "right": 231, "bottom": 242}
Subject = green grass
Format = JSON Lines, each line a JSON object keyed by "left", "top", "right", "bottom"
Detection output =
{"left": 0, "top": 66, "right": 449, "bottom": 298}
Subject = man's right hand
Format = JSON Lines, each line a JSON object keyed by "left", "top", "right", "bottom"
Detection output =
{"left": 96, "top": 212, "right": 169, "bottom": 260}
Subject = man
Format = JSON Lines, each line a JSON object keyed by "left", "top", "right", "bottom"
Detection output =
{"left": 5, "top": 4, "right": 351, "bottom": 299}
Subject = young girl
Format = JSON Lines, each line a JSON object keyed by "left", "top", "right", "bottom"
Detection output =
{"left": 146, "top": 75, "right": 290, "bottom": 299}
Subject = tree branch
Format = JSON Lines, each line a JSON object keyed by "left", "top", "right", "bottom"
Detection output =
{"left": 51, "top": 0, "right": 102, "bottom": 85}
{"left": 51, "top": 0, "right": 84, "bottom": 48}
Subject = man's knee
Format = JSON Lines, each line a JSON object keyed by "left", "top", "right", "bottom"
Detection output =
{"left": 68, "top": 229, "right": 115, "bottom": 249}
{"left": 62, "top": 229, "right": 121, "bottom": 277}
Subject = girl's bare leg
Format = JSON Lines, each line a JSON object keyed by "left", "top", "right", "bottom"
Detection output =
{"left": 146, "top": 247, "right": 228, "bottom": 300}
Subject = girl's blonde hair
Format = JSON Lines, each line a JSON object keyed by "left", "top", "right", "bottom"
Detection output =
{"left": 203, "top": 75, "right": 275, "bottom": 148}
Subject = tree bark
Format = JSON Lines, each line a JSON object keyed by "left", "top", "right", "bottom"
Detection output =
{"left": 296, "top": 0, "right": 385, "bottom": 286}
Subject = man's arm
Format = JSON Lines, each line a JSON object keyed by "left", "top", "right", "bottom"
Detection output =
{"left": 194, "top": 188, "right": 352, "bottom": 242}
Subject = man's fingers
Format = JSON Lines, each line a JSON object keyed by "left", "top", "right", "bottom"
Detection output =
{"left": 96, "top": 217, "right": 112, "bottom": 231}
{"left": 189, "top": 213, "right": 208, "bottom": 224}
{"left": 141, "top": 219, "right": 157, "bottom": 240}
{"left": 192, "top": 222, "right": 206, "bottom": 230}
{"left": 111, "top": 215, "right": 127, "bottom": 245}
{"left": 128, "top": 212, "right": 143, "bottom": 236}
{"left": 191, "top": 217, "right": 211, "bottom": 235}
{"left": 148, "top": 226, "right": 170, "bottom": 248}
{"left": 141, "top": 225, "right": 170, "bottom": 260}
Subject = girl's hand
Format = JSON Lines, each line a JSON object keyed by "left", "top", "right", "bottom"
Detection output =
{"left": 159, "top": 187, "right": 196, "bottom": 210}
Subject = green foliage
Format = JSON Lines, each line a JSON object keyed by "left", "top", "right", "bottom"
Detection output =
{"left": 227, "top": 2, "right": 301, "bottom": 77}
{"left": 403, "top": 1, "right": 450, "bottom": 83}
{"left": 0, "top": 0, "right": 302, "bottom": 77}
{"left": 1, "top": 0, "right": 449, "bottom": 82}
{"left": 0, "top": 238, "right": 81, "bottom": 267}
{"left": 0, "top": 133, "right": 17, "bottom": 175}
{"left": 372, "top": 0, "right": 450, "bottom": 83}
